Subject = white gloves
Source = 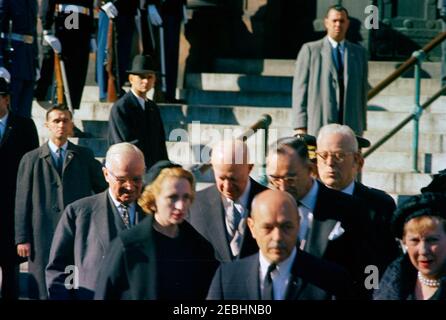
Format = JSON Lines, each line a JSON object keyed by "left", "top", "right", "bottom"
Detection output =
{"left": 43, "top": 32, "right": 62, "bottom": 54}
{"left": 35, "top": 67, "right": 41, "bottom": 82}
{"left": 182, "top": 5, "right": 188, "bottom": 24}
{"left": 148, "top": 5, "right": 162, "bottom": 26}
{"left": 90, "top": 38, "right": 97, "bottom": 53}
{"left": 101, "top": 2, "right": 118, "bottom": 19}
{"left": 0, "top": 67, "right": 11, "bottom": 83}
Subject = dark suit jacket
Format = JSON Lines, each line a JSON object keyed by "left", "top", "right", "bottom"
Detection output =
{"left": 0, "top": 113, "right": 38, "bottom": 263}
{"left": 94, "top": 216, "right": 218, "bottom": 300}
{"left": 303, "top": 181, "right": 376, "bottom": 298}
{"left": 108, "top": 91, "right": 168, "bottom": 169}
{"left": 15, "top": 141, "right": 107, "bottom": 299}
{"left": 187, "top": 178, "right": 268, "bottom": 262}
{"left": 353, "top": 182, "right": 400, "bottom": 274}
{"left": 45, "top": 190, "right": 145, "bottom": 300}
{"left": 207, "top": 248, "right": 355, "bottom": 300}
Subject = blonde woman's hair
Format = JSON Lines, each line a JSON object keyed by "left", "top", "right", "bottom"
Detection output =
{"left": 403, "top": 215, "right": 446, "bottom": 238}
{"left": 138, "top": 167, "right": 195, "bottom": 214}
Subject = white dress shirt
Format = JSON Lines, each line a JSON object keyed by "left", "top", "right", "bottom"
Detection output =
{"left": 298, "top": 179, "right": 318, "bottom": 245}
{"left": 259, "top": 248, "right": 297, "bottom": 300}
{"left": 327, "top": 36, "right": 345, "bottom": 71}
{"left": 108, "top": 189, "right": 137, "bottom": 226}
{"left": 222, "top": 179, "right": 251, "bottom": 235}
{"left": 130, "top": 89, "right": 147, "bottom": 110}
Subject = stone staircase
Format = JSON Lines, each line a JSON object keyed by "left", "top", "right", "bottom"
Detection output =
{"left": 31, "top": 58, "right": 446, "bottom": 199}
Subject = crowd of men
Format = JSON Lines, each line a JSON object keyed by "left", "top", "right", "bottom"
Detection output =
{"left": 0, "top": 2, "right": 445, "bottom": 301}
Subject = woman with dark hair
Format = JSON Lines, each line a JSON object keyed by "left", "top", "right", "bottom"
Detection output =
{"left": 95, "top": 161, "right": 218, "bottom": 300}
{"left": 374, "top": 192, "right": 446, "bottom": 300}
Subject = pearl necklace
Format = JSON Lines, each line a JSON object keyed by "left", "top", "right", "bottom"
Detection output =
{"left": 418, "top": 272, "right": 441, "bottom": 287}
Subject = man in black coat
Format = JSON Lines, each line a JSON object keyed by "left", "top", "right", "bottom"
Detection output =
{"left": 266, "top": 136, "right": 375, "bottom": 298}
{"left": 108, "top": 54, "right": 168, "bottom": 170}
{"left": 15, "top": 105, "right": 107, "bottom": 299}
{"left": 207, "top": 190, "right": 355, "bottom": 300}
{"left": 188, "top": 140, "right": 268, "bottom": 262}
{"left": 316, "top": 124, "right": 400, "bottom": 275}
{"left": 46, "top": 143, "right": 146, "bottom": 300}
{"left": 0, "top": 79, "right": 39, "bottom": 299}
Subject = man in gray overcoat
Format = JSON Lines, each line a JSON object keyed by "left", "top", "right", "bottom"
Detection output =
{"left": 15, "top": 105, "right": 107, "bottom": 299}
{"left": 46, "top": 142, "right": 146, "bottom": 300}
{"left": 292, "top": 5, "right": 368, "bottom": 137}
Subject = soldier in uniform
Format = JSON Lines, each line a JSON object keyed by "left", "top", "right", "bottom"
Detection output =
{"left": 0, "top": 0, "right": 39, "bottom": 118}
{"left": 40, "top": 0, "right": 95, "bottom": 110}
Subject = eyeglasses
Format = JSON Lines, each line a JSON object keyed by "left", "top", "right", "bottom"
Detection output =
{"left": 107, "top": 170, "right": 143, "bottom": 185}
{"left": 268, "top": 174, "right": 297, "bottom": 186}
{"left": 315, "top": 151, "right": 354, "bottom": 163}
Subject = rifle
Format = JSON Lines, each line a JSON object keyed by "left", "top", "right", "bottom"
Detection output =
{"left": 53, "top": 53, "right": 65, "bottom": 105}
{"left": 106, "top": 19, "right": 118, "bottom": 102}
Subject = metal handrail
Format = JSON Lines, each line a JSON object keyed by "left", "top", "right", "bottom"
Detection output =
{"left": 368, "top": 32, "right": 446, "bottom": 101}
{"left": 195, "top": 114, "right": 272, "bottom": 175}
{"left": 364, "top": 85, "right": 446, "bottom": 158}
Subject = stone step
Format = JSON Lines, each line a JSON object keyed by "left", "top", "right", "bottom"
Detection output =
{"left": 368, "top": 95, "right": 446, "bottom": 113}
{"left": 364, "top": 151, "right": 446, "bottom": 174}
{"left": 362, "top": 171, "right": 434, "bottom": 195}
{"left": 185, "top": 73, "right": 442, "bottom": 97}
{"left": 363, "top": 131, "right": 446, "bottom": 153}
{"left": 214, "top": 59, "right": 443, "bottom": 79}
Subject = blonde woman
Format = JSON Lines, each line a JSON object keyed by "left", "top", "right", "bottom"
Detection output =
{"left": 95, "top": 161, "right": 218, "bottom": 300}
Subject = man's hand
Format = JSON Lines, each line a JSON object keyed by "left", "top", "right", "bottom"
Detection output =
{"left": 101, "top": 2, "right": 118, "bottom": 19}
{"left": 294, "top": 128, "right": 307, "bottom": 136}
{"left": 43, "top": 31, "right": 62, "bottom": 54}
{"left": 0, "top": 67, "right": 11, "bottom": 83}
{"left": 148, "top": 5, "right": 162, "bottom": 26}
{"left": 17, "top": 243, "right": 31, "bottom": 258}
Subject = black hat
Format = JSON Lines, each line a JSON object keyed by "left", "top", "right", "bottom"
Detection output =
{"left": 357, "top": 136, "right": 371, "bottom": 149}
{"left": 294, "top": 133, "right": 317, "bottom": 160}
{"left": 0, "top": 78, "right": 10, "bottom": 95}
{"left": 143, "top": 160, "right": 182, "bottom": 185}
{"left": 391, "top": 192, "right": 446, "bottom": 239}
{"left": 127, "top": 55, "right": 157, "bottom": 75}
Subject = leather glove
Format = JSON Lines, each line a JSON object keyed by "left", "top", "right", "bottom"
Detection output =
{"left": 148, "top": 5, "right": 162, "bottom": 26}
{"left": 90, "top": 38, "right": 97, "bottom": 53}
{"left": 43, "top": 31, "right": 62, "bottom": 54}
{"left": 101, "top": 2, "right": 118, "bottom": 19}
{"left": 182, "top": 5, "right": 188, "bottom": 24}
{"left": 0, "top": 67, "right": 11, "bottom": 83}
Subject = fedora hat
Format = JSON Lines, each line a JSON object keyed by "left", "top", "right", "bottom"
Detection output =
{"left": 0, "top": 77, "right": 10, "bottom": 95}
{"left": 127, "top": 55, "right": 158, "bottom": 75}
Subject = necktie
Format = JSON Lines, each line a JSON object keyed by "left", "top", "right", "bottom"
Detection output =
{"left": 336, "top": 44, "right": 345, "bottom": 123}
{"left": 263, "top": 263, "right": 276, "bottom": 300}
{"left": 119, "top": 204, "right": 130, "bottom": 228}
{"left": 228, "top": 202, "right": 243, "bottom": 257}
{"left": 55, "top": 148, "right": 64, "bottom": 175}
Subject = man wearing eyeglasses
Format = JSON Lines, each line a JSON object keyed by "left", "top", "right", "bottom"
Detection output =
{"left": 46, "top": 142, "right": 146, "bottom": 300}
{"left": 15, "top": 105, "right": 107, "bottom": 299}
{"left": 316, "top": 124, "right": 400, "bottom": 278}
{"left": 266, "top": 136, "right": 376, "bottom": 299}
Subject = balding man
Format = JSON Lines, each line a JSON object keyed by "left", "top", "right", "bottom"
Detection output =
{"left": 316, "top": 124, "right": 400, "bottom": 275}
{"left": 207, "top": 190, "right": 354, "bottom": 300}
{"left": 46, "top": 143, "right": 146, "bottom": 300}
{"left": 188, "top": 139, "right": 268, "bottom": 262}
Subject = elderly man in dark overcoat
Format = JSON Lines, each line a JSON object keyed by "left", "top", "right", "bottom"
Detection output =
{"left": 15, "top": 105, "right": 107, "bottom": 299}
{"left": 46, "top": 142, "right": 146, "bottom": 300}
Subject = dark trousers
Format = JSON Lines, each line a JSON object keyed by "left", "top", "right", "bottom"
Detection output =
{"left": 0, "top": 258, "right": 19, "bottom": 299}
{"left": 10, "top": 78, "right": 34, "bottom": 118}
{"left": 162, "top": 13, "right": 182, "bottom": 101}
{"left": 96, "top": 11, "right": 135, "bottom": 100}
